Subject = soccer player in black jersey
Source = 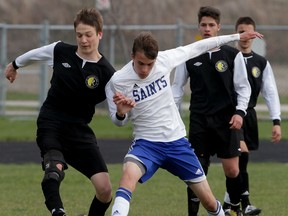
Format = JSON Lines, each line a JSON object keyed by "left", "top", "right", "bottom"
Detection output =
{"left": 222, "top": 16, "right": 281, "bottom": 216}
{"left": 172, "top": 6, "right": 252, "bottom": 216}
{"left": 4, "top": 8, "right": 115, "bottom": 216}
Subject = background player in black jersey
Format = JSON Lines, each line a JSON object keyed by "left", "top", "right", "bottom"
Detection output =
{"left": 222, "top": 16, "right": 281, "bottom": 216}
{"left": 4, "top": 8, "right": 115, "bottom": 216}
{"left": 172, "top": 6, "right": 251, "bottom": 216}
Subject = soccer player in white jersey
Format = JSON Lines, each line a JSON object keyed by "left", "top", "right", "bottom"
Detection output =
{"left": 105, "top": 30, "right": 263, "bottom": 216}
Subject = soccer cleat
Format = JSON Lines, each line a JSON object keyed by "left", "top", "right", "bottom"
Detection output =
{"left": 51, "top": 208, "right": 66, "bottom": 216}
{"left": 243, "top": 205, "right": 261, "bottom": 215}
{"left": 230, "top": 209, "right": 242, "bottom": 216}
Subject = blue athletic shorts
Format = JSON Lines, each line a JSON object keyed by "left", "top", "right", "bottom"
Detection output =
{"left": 124, "top": 138, "right": 206, "bottom": 184}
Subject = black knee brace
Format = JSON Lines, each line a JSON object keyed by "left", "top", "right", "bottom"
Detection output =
{"left": 42, "top": 150, "right": 67, "bottom": 183}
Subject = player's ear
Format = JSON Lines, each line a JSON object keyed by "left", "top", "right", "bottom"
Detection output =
{"left": 98, "top": 32, "right": 103, "bottom": 39}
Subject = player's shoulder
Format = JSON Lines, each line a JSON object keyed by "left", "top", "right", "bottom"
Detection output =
{"left": 244, "top": 51, "right": 267, "bottom": 67}
{"left": 54, "top": 41, "right": 77, "bottom": 51}
{"left": 221, "top": 44, "right": 239, "bottom": 54}
{"left": 251, "top": 51, "right": 267, "bottom": 61}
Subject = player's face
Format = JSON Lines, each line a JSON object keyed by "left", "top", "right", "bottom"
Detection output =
{"left": 236, "top": 24, "right": 254, "bottom": 53}
{"left": 198, "top": 16, "right": 220, "bottom": 38}
{"left": 131, "top": 51, "right": 156, "bottom": 79}
{"left": 75, "top": 23, "right": 102, "bottom": 59}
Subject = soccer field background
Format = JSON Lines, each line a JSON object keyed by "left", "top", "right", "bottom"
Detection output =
{"left": 0, "top": 162, "right": 287, "bottom": 216}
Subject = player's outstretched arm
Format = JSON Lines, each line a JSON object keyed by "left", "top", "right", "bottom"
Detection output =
{"left": 239, "top": 31, "right": 263, "bottom": 41}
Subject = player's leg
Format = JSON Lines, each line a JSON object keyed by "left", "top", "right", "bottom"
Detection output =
{"left": 111, "top": 159, "right": 145, "bottom": 216}
{"left": 66, "top": 138, "right": 112, "bottom": 216}
{"left": 89, "top": 173, "right": 112, "bottom": 216}
{"left": 111, "top": 139, "right": 160, "bottom": 216}
{"left": 187, "top": 113, "right": 210, "bottom": 215}
{"left": 41, "top": 149, "right": 67, "bottom": 216}
{"left": 189, "top": 180, "right": 224, "bottom": 216}
{"left": 222, "top": 156, "right": 242, "bottom": 216}
{"left": 240, "top": 110, "right": 261, "bottom": 215}
{"left": 187, "top": 156, "right": 211, "bottom": 216}
{"left": 36, "top": 117, "right": 68, "bottom": 216}
{"left": 239, "top": 143, "right": 261, "bottom": 215}
{"left": 165, "top": 138, "right": 224, "bottom": 215}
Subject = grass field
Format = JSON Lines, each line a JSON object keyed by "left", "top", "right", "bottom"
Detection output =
{"left": 0, "top": 100, "right": 287, "bottom": 215}
{"left": 0, "top": 163, "right": 287, "bottom": 216}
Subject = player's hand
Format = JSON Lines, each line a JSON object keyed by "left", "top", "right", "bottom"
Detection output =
{"left": 113, "top": 92, "right": 136, "bottom": 116}
{"left": 229, "top": 114, "right": 243, "bottom": 129}
{"left": 239, "top": 31, "right": 263, "bottom": 41}
{"left": 271, "top": 125, "right": 281, "bottom": 143}
{"left": 4, "top": 62, "right": 18, "bottom": 83}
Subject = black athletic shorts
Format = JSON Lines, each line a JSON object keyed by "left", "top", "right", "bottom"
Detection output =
{"left": 188, "top": 108, "right": 242, "bottom": 159}
{"left": 242, "top": 108, "right": 259, "bottom": 150}
{"left": 36, "top": 116, "right": 108, "bottom": 178}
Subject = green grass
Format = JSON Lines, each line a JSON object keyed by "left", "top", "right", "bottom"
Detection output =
{"left": 0, "top": 162, "right": 287, "bottom": 215}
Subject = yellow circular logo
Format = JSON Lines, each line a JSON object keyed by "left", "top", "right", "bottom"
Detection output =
{"left": 251, "top": 67, "right": 261, "bottom": 78}
{"left": 85, "top": 75, "right": 99, "bottom": 89}
{"left": 215, "top": 60, "right": 228, "bottom": 72}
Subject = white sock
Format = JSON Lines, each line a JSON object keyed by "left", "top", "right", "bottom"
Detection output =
{"left": 224, "top": 191, "right": 231, "bottom": 204}
{"left": 111, "top": 196, "right": 130, "bottom": 216}
{"left": 207, "top": 200, "right": 225, "bottom": 216}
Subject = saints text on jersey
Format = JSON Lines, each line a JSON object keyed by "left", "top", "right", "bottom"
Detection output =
{"left": 132, "top": 75, "right": 168, "bottom": 102}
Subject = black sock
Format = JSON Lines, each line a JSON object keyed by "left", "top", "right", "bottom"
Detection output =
{"left": 88, "top": 196, "right": 112, "bottom": 216}
{"left": 41, "top": 179, "right": 63, "bottom": 212}
{"left": 226, "top": 174, "right": 242, "bottom": 206}
{"left": 239, "top": 152, "right": 251, "bottom": 208}
{"left": 187, "top": 187, "right": 200, "bottom": 216}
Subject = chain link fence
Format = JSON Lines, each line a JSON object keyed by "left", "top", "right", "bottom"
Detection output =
{"left": 0, "top": 22, "right": 287, "bottom": 118}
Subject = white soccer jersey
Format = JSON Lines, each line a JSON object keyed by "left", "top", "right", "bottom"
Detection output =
{"left": 105, "top": 34, "right": 241, "bottom": 142}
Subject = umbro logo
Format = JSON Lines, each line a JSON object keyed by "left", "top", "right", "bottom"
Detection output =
{"left": 194, "top": 62, "right": 202, "bottom": 66}
{"left": 62, "top": 63, "right": 71, "bottom": 68}
{"left": 191, "top": 197, "right": 200, "bottom": 202}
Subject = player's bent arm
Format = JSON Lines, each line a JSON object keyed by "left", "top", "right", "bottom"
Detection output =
{"left": 13, "top": 41, "right": 59, "bottom": 68}
{"left": 261, "top": 61, "right": 281, "bottom": 122}
{"left": 233, "top": 52, "right": 251, "bottom": 116}
{"left": 105, "top": 81, "right": 129, "bottom": 126}
{"left": 171, "top": 63, "right": 189, "bottom": 110}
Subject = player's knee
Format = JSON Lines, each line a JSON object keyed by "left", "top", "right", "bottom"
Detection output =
{"left": 97, "top": 187, "right": 112, "bottom": 202}
{"left": 42, "top": 162, "right": 65, "bottom": 183}
{"left": 225, "top": 167, "right": 239, "bottom": 178}
{"left": 92, "top": 174, "right": 112, "bottom": 202}
{"left": 41, "top": 150, "right": 66, "bottom": 184}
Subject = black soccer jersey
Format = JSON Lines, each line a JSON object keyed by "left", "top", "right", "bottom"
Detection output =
{"left": 185, "top": 45, "right": 249, "bottom": 115}
{"left": 40, "top": 42, "right": 115, "bottom": 123}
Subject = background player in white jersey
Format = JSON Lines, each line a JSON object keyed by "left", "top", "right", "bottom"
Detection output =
{"left": 105, "top": 30, "right": 262, "bottom": 216}
{"left": 222, "top": 16, "right": 281, "bottom": 216}
{"left": 172, "top": 6, "right": 252, "bottom": 216}
{"left": 4, "top": 8, "right": 115, "bottom": 216}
